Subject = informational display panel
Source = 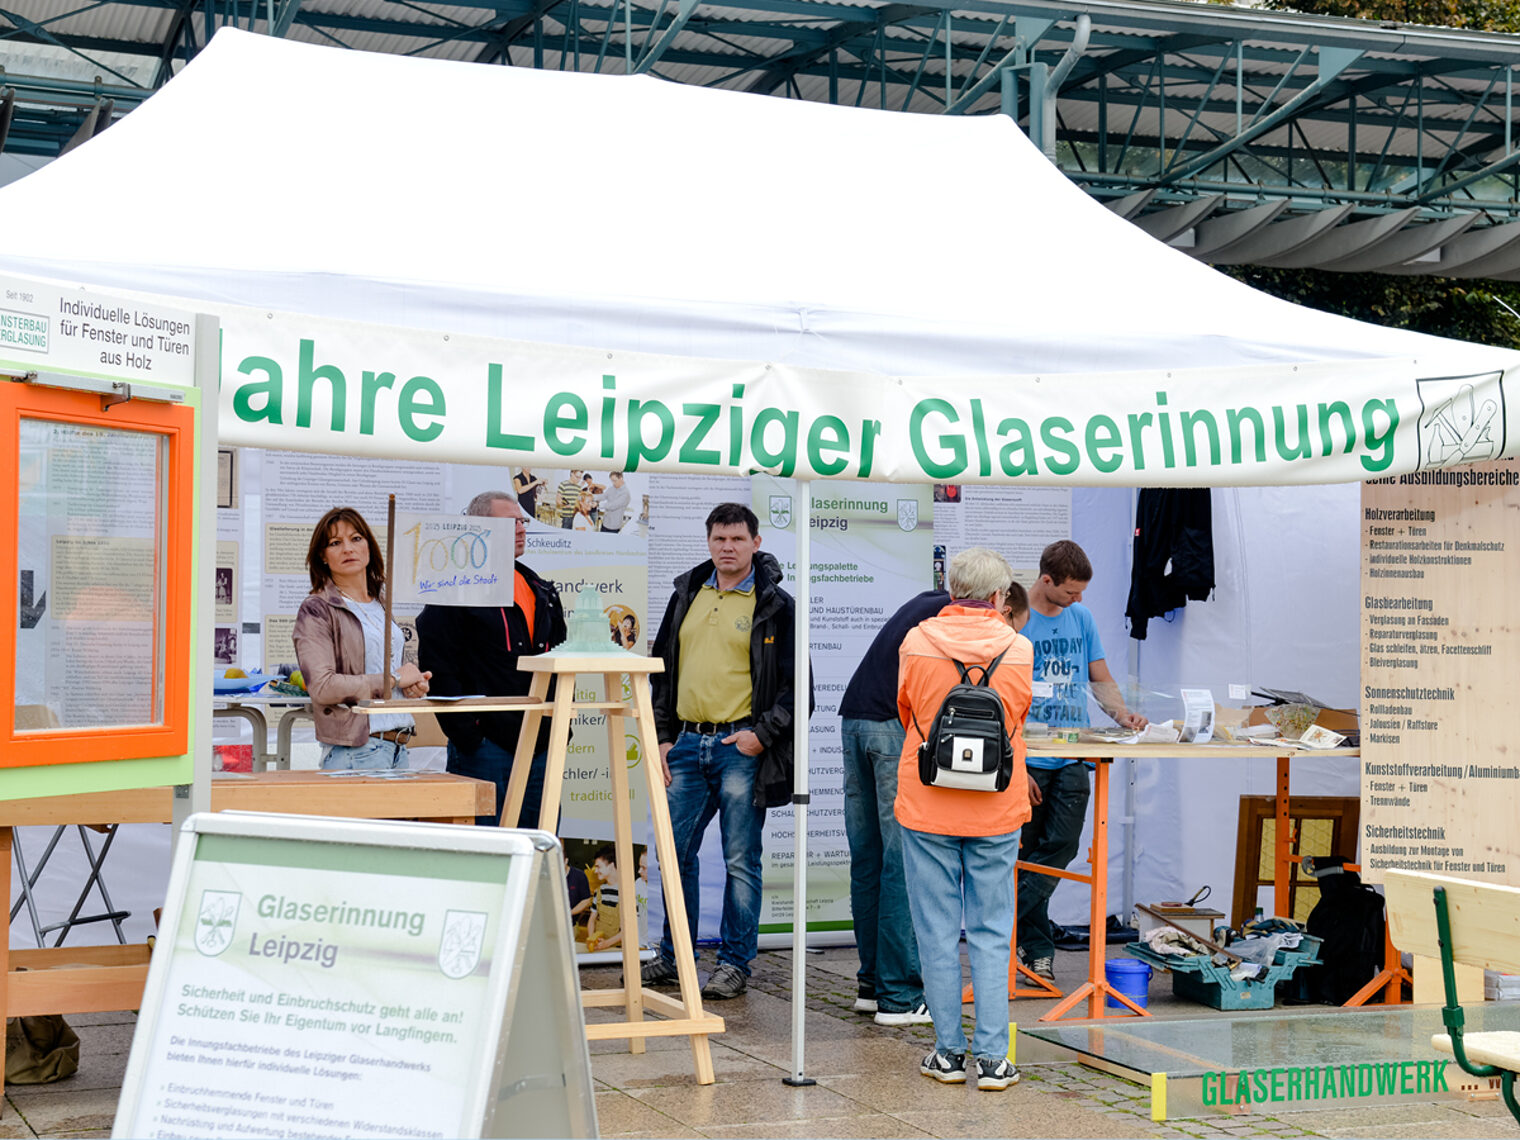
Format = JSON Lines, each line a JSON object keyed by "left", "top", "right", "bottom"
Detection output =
{"left": 1359, "top": 456, "right": 1520, "bottom": 885}
{"left": 115, "top": 814, "right": 596, "bottom": 1140}
{"left": 15, "top": 419, "right": 166, "bottom": 731}
{"left": 754, "top": 477, "right": 937, "bottom": 932}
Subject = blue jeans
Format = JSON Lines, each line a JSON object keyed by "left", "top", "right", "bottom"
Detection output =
{"left": 447, "top": 738, "right": 548, "bottom": 829}
{"left": 1017, "top": 763, "right": 1091, "bottom": 960}
{"left": 322, "top": 739, "right": 407, "bottom": 771}
{"left": 842, "top": 718, "right": 923, "bottom": 1013}
{"left": 657, "top": 731, "right": 765, "bottom": 974}
{"left": 901, "top": 826, "right": 1020, "bottom": 1062}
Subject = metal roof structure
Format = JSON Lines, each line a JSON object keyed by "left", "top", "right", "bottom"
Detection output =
{"left": 6, "top": 0, "right": 1520, "bottom": 275}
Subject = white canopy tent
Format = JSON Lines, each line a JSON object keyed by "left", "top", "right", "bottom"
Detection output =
{"left": 3, "top": 28, "right": 1517, "bottom": 1079}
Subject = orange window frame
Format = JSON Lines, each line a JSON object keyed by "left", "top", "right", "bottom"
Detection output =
{"left": 0, "top": 383, "right": 195, "bottom": 766}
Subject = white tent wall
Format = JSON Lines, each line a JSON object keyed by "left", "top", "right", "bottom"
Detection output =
{"left": 1034, "top": 483, "right": 1362, "bottom": 930}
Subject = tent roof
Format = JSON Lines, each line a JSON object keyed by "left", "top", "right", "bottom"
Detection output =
{"left": 0, "top": 27, "right": 1510, "bottom": 381}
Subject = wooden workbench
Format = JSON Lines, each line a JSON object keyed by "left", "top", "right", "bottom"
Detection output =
{"left": 1008, "top": 741, "right": 1360, "bottom": 1021}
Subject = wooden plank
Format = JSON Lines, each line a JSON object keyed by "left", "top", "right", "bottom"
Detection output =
{"left": 519, "top": 655, "right": 664, "bottom": 674}
{"left": 1414, "top": 955, "right": 1484, "bottom": 1004}
{"left": 1361, "top": 457, "right": 1520, "bottom": 888}
{"left": 10, "top": 945, "right": 150, "bottom": 970}
{"left": 8, "top": 965, "right": 150, "bottom": 1017}
{"left": 0, "top": 773, "right": 490, "bottom": 827}
{"left": 1434, "top": 1030, "right": 1520, "bottom": 1069}
{"left": 583, "top": 1017, "right": 724, "bottom": 1041}
{"left": 1385, "top": 868, "right": 1520, "bottom": 972}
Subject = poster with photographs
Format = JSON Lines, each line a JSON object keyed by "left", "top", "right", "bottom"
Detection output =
{"left": 212, "top": 626, "right": 239, "bottom": 665}
{"left": 518, "top": 466, "right": 650, "bottom": 541}
{"left": 562, "top": 837, "right": 650, "bottom": 957}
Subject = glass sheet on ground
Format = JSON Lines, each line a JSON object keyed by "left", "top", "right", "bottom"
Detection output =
{"left": 1022, "top": 1003, "right": 1520, "bottom": 1077}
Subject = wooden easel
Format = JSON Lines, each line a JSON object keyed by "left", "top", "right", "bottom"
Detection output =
{"left": 504, "top": 652, "right": 723, "bottom": 1085}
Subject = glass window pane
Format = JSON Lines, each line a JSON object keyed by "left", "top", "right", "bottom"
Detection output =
{"left": 15, "top": 419, "right": 167, "bottom": 730}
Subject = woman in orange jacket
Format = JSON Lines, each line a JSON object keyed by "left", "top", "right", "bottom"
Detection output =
{"left": 895, "top": 547, "right": 1032, "bottom": 1091}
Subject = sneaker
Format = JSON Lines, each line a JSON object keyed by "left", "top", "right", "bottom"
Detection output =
{"left": 977, "top": 1056, "right": 1021, "bottom": 1090}
{"left": 874, "top": 1001, "right": 933, "bottom": 1026}
{"left": 920, "top": 1049, "right": 967, "bottom": 1084}
{"left": 1016, "top": 945, "right": 1029, "bottom": 966}
{"left": 852, "top": 987, "right": 878, "bottom": 1014}
{"left": 640, "top": 956, "right": 681, "bottom": 987}
{"left": 701, "top": 962, "right": 748, "bottom": 1000}
{"left": 1030, "top": 956, "right": 1056, "bottom": 982}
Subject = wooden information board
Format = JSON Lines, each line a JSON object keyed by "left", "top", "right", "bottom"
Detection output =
{"left": 113, "top": 813, "right": 596, "bottom": 1139}
{"left": 1360, "top": 455, "right": 1520, "bottom": 887}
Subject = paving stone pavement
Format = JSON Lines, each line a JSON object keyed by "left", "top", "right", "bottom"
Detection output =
{"left": 4, "top": 947, "right": 1517, "bottom": 1138}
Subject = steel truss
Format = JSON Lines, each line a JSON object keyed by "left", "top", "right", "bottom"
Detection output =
{"left": 7, "top": 0, "right": 1520, "bottom": 274}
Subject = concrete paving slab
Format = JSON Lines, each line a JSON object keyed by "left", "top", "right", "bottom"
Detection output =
{"left": 595, "top": 1088, "right": 691, "bottom": 1135}
{"left": 626, "top": 1077, "right": 867, "bottom": 1129}
{"left": 2, "top": 1087, "right": 117, "bottom": 1137}
{"left": 891, "top": 1091, "right": 1155, "bottom": 1139}
{"left": 701, "top": 1111, "right": 934, "bottom": 1138}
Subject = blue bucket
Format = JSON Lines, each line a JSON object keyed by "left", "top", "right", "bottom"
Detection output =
{"left": 1105, "top": 958, "right": 1152, "bottom": 1010}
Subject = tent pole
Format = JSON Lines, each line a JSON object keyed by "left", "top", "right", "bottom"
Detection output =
{"left": 784, "top": 478, "right": 815, "bottom": 1086}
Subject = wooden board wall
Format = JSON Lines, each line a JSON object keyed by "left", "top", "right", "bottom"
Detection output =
{"left": 1359, "top": 456, "right": 1520, "bottom": 887}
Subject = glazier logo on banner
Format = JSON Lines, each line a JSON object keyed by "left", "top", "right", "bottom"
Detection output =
{"left": 769, "top": 495, "right": 792, "bottom": 528}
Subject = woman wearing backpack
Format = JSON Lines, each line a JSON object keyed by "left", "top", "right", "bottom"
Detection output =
{"left": 896, "top": 547, "right": 1033, "bottom": 1091}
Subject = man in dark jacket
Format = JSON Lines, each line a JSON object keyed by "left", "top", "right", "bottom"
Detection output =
{"left": 643, "top": 502, "right": 807, "bottom": 1001}
{"left": 417, "top": 491, "right": 566, "bottom": 828}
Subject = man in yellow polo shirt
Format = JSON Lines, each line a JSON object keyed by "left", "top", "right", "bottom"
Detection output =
{"left": 645, "top": 503, "right": 809, "bottom": 1000}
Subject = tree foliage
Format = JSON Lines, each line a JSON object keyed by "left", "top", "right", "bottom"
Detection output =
{"left": 1220, "top": 266, "right": 1520, "bottom": 347}
{"left": 1206, "top": 0, "right": 1520, "bottom": 346}
{"left": 1264, "top": 0, "right": 1520, "bottom": 31}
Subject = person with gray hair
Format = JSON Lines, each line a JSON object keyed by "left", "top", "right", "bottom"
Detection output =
{"left": 416, "top": 491, "right": 567, "bottom": 826}
{"left": 894, "top": 546, "right": 1033, "bottom": 1090}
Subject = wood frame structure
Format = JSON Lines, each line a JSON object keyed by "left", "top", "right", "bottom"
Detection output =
{"left": 358, "top": 652, "right": 725, "bottom": 1085}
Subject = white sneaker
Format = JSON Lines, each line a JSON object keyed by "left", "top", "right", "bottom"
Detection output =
{"left": 874, "top": 1001, "right": 933, "bottom": 1026}
{"left": 852, "top": 988, "right": 878, "bottom": 1014}
{"left": 977, "top": 1056, "right": 1021, "bottom": 1091}
{"left": 1030, "top": 956, "right": 1055, "bottom": 981}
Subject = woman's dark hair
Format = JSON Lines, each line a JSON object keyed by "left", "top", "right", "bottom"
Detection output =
{"left": 307, "top": 506, "right": 386, "bottom": 599}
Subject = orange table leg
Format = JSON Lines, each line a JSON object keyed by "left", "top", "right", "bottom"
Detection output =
{"left": 1040, "top": 759, "right": 1149, "bottom": 1022}
{"left": 963, "top": 859, "right": 1063, "bottom": 1004}
{"left": 1274, "top": 756, "right": 1293, "bottom": 919}
{"left": 1345, "top": 900, "right": 1411, "bottom": 1006}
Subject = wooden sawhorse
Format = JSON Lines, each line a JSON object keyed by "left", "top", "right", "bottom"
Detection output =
{"left": 507, "top": 653, "right": 723, "bottom": 1084}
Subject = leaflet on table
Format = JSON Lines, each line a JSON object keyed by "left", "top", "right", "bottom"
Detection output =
{"left": 132, "top": 838, "right": 509, "bottom": 1139}
{"left": 1178, "top": 688, "right": 1215, "bottom": 743}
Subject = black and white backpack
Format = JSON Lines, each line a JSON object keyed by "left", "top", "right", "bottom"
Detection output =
{"left": 912, "top": 649, "right": 1015, "bottom": 792}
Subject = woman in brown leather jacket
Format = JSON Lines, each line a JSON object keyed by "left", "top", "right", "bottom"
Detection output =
{"left": 292, "top": 507, "right": 431, "bottom": 770}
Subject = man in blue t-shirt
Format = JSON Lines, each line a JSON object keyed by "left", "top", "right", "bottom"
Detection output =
{"left": 1017, "top": 540, "right": 1147, "bottom": 981}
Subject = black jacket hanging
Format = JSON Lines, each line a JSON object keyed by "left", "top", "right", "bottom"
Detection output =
{"left": 1125, "top": 488, "right": 1215, "bottom": 640}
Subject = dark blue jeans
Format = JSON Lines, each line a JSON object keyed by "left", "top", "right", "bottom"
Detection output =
{"left": 446, "top": 738, "right": 548, "bottom": 829}
{"left": 841, "top": 717, "right": 923, "bottom": 1013}
{"left": 1016, "top": 762, "right": 1091, "bottom": 960}
{"left": 657, "top": 731, "right": 765, "bottom": 975}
